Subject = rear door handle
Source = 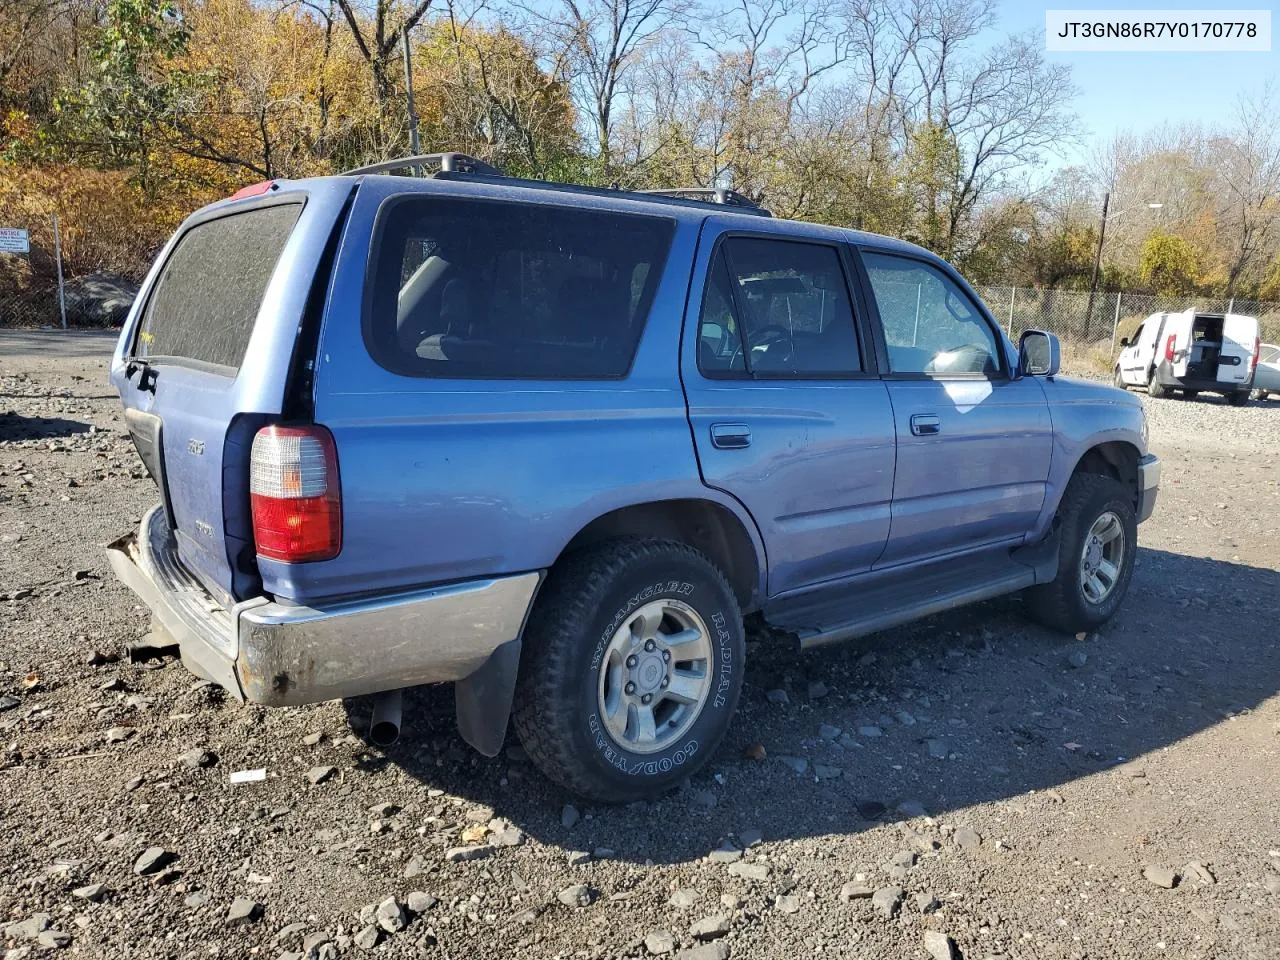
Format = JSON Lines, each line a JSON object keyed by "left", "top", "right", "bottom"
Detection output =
{"left": 710, "top": 423, "right": 751, "bottom": 449}
{"left": 910, "top": 414, "right": 941, "bottom": 437}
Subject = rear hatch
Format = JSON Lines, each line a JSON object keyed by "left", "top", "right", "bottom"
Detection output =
{"left": 1217, "top": 313, "right": 1258, "bottom": 385}
{"left": 109, "top": 181, "right": 352, "bottom": 607}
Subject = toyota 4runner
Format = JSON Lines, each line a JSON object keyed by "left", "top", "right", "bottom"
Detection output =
{"left": 107, "top": 153, "right": 1160, "bottom": 801}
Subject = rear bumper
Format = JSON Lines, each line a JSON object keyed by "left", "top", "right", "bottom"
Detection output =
{"left": 1137, "top": 453, "right": 1160, "bottom": 524}
{"left": 106, "top": 504, "right": 541, "bottom": 706}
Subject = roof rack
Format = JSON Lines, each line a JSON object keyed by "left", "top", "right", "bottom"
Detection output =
{"left": 641, "top": 187, "right": 771, "bottom": 216}
{"left": 340, "top": 152, "right": 504, "bottom": 178}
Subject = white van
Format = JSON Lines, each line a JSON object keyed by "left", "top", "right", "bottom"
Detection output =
{"left": 1115, "top": 309, "right": 1260, "bottom": 404}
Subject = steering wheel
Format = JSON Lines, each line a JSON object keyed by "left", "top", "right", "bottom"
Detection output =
{"left": 730, "top": 325, "right": 793, "bottom": 370}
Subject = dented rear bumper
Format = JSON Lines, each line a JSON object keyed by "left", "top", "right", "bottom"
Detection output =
{"left": 106, "top": 504, "right": 541, "bottom": 707}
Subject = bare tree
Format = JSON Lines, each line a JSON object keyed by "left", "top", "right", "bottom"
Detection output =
{"left": 519, "top": 0, "right": 689, "bottom": 166}
{"left": 1215, "top": 83, "right": 1280, "bottom": 295}
{"left": 332, "top": 0, "right": 438, "bottom": 149}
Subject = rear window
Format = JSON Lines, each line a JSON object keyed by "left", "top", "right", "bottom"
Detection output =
{"left": 134, "top": 202, "right": 302, "bottom": 371}
{"left": 365, "top": 196, "right": 675, "bottom": 379}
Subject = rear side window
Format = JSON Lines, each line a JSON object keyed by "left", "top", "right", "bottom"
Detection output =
{"left": 134, "top": 202, "right": 302, "bottom": 371}
{"left": 365, "top": 196, "right": 675, "bottom": 379}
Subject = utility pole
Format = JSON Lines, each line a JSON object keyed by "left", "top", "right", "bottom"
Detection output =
{"left": 402, "top": 27, "right": 421, "bottom": 156}
{"left": 1084, "top": 190, "right": 1109, "bottom": 341}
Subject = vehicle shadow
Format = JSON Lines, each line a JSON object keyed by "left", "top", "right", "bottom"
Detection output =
{"left": 347, "top": 547, "right": 1280, "bottom": 865}
{"left": 0, "top": 413, "right": 93, "bottom": 441}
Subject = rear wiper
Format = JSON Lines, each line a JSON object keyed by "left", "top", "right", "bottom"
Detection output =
{"left": 125, "top": 358, "right": 159, "bottom": 394}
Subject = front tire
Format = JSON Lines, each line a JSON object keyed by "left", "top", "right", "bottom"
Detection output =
{"left": 1025, "top": 472, "right": 1138, "bottom": 634}
{"left": 512, "top": 538, "right": 744, "bottom": 803}
{"left": 1227, "top": 390, "right": 1250, "bottom": 406}
{"left": 1113, "top": 367, "right": 1126, "bottom": 389}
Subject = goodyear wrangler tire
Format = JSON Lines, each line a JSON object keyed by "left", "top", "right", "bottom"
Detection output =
{"left": 511, "top": 538, "right": 744, "bottom": 803}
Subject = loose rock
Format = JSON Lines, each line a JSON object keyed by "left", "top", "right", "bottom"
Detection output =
{"left": 1143, "top": 865, "right": 1179, "bottom": 889}
{"left": 776, "top": 755, "right": 808, "bottom": 775}
{"left": 561, "top": 804, "right": 581, "bottom": 829}
{"left": 954, "top": 826, "right": 982, "bottom": 851}
{"left": 133, "top": 847, "right": 175, "bottom": 876}
{"left": 871, "top": 886, "right": 903, "bottom": 917}
{"left": 71, "top": 883, "right": 107, "bottom": 902}
{"left": 689, "top": 913, "right": 730, "bottom": 940}
{"left": 375, "top": 896, "right": 405, "bottom": 933}
{"left": 445, "top": 845, "right": 492, "bottom": 862}
{"left": 556, "top": 884, "right": 595, "bottom": 908}
{"left": 644, "top": 930, "right": 676, "bottom": 955}
{"left": 353, "top": 924, "right": 380, "bottom": 950}
{"left": 726, "top": 862, "right": 770, "bottom": 881}
{"left": 306, "top": 765, "right": 336, "bottom": 785}
{"left": 35, "top": 930, "right": 71, "bottom": 949}
{"left": 226, "top": 898, "right": 263, "bottom": 925}
{"left": 674, "top": 945, "right": 730, "bottom": 960}
{"left": 406, "top": 891, "right": 437, "bottom": 913}
{"left": 178, "top": 747, "right": 215, "bottom": 768}
{"left": 774, "top": 894, "right": 801, "bottom": 914}
{"left": 765, "top": 688, "right": 789, "bottom": 705}
{"left": 839, "top": 882, "right": 874, "bottom": 902}
{"left": 669, "top": 889, "right": 698, "bottom": 909}
{"left": 922, "top": 930, "right": 959, "bottom": 960}
{"left": 1183, "top": 861, "right": 1215, "bottom": 885}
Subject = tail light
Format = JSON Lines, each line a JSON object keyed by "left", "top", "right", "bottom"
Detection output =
{"left": 1251, "top": 336, "right": 1261, "bottom": 376}
{"left": 250, "top": 425, "right": 341, "bottom": 562}
{"left": 1164, "top": 334, "right": 1177, "bottom": 364}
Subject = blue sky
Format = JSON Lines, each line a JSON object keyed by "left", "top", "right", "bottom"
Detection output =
{"left": 999, "top": 2, "right": 1278, "bottom": 167}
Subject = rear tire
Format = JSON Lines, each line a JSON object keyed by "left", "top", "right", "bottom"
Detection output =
{"left": 1025, "top": 472, "right": 1138, "bottom": 634}
{"left": 1113, "top": 367, "right": 1126, "bottom": 389}
{"left": 512, "top": 538, "right": 744, "bottom": 803}
{"left": 1147, "top": 377, "right": 1169, "bottom": 399}
{"left": 1227, "top": 390, "right": 1250, "bottom": 406}
{"left": 1180, "top": 390, "right": 1199, "bottom": 400}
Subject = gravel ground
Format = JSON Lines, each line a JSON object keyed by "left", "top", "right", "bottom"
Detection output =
{"left": 2, "top": 330, "right": 1279, "bottom": 960}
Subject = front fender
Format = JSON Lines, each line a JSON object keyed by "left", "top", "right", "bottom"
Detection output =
{"left": 1030, "top": 377, "right": 1147, "bottom": 539}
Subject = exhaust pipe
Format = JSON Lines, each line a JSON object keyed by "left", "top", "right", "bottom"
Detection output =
{"left": 369, "top": 689, "right": 403, "bottom": 747}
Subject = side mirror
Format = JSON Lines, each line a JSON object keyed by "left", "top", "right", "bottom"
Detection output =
{"left": 1020, "top": 329, "right": 1060, "bottom": 378}
{"left": 1119, "top": 337, "right": 1130, "bottom": 348}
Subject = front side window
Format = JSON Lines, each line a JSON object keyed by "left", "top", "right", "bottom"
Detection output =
{"left": 697, "top": 237, "right": 862, "bottom": 377}
{"left": 862, "top": 253, "right": 1001, "bottom": 376}
{"left": 365, "top": 197, "right": 674, "bottom": 379}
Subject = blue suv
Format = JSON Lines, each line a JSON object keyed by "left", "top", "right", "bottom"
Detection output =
{"left": 107, "top": 153, "right": 1160, "bottom": 801}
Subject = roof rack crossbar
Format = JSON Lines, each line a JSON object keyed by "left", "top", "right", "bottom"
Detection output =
{"left": 340, "top": 152, "right": 504, "bottom": 178}
{"left": 640, "top": 187, "right": 769, "bottom": 214}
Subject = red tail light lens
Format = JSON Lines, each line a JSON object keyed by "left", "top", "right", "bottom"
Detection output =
{"left": 1251, "top": 336, "right": 1261, "bottom": 376}
{"left": 250, "top": 425, "right": 341, "bottom": 562}
{"left": 1164, "top": 334, "right": 1177, "bottom": 364}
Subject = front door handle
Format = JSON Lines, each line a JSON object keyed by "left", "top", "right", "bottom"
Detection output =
{"left": 710, "top": 423, "right": 751, "bottom": 449}
{"left": 910, "top": 414, "right": 941, "bottom": 437}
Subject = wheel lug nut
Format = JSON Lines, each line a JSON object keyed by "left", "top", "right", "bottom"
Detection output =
{"left": 661, "top": 677, "right": 669, "bottom": 688}
{"left": 662, "top": 650, "right": 671, "bottom": 662}
{"left": 644, "top": 639, "right": 656, "bottom": 652}
{"left": 641, "top": 694, "right": 652, "bottom": 704}
{"left": 624, "top": 682, "right": 636, "bottom": 695}
{"left": 626, "top": 655, "right": 637, "bottom": 668}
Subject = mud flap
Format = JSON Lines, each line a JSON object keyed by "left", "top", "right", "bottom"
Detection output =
{"left": 454, "top": 637, "right": 521, "bottom": 757}
{"left": 1013, "top": 525, "right": 1062, "bottom": 584}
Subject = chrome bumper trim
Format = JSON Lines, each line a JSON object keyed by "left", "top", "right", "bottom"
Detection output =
{"left": 107, "top": 504, "right": 542, "bottom": 706}
{"left": 1137, "top": 453, "right": 1160, "bottom": 524}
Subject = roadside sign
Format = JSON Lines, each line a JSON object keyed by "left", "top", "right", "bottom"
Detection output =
{"left": 0, "top": 227, "right": 31, "bottom": 254}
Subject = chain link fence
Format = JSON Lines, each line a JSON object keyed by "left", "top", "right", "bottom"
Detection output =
{"left": 972, "top": 285, "right": 1280, "bottom": 374}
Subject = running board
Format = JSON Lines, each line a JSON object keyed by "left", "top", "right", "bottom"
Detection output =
{"left": 765, "top": 554, "right": 1038, "bottom": 650}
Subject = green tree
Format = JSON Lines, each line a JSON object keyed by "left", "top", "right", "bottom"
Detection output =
{"left": 1140, "top": 233, "right": 1200, "bottom": 295}
{"left": 53, "top": 0, "right": 200, "bottom": 195}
